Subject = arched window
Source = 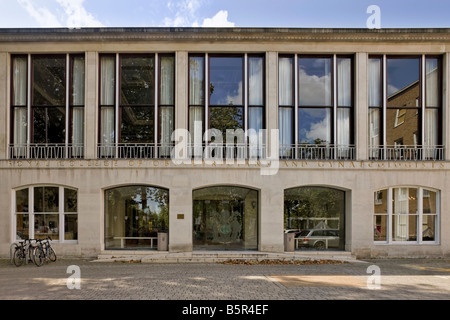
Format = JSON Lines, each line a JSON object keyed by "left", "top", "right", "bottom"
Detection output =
{"left": 374, "top": 187, "right": 439, "bottom": 243}
{"left": 14, "top": 186, "right": 78, "bottom": 242}
{"left": 104, "top": 186, "right": 169, "bottom": 250}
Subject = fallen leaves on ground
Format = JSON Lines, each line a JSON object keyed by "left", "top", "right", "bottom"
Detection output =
{"left": 219, "top": 259, "right": 350, "bottom": 265}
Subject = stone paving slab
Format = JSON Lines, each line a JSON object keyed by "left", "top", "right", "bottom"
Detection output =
{"left": 0, "top": 257, "right": 449, "bottom": 301}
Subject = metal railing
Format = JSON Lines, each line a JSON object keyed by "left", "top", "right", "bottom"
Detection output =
{"left": 369, "top": 145, "right": 445, "bottom": 161}
{"left": 9, "top": 144, "right": 84, "bottom": 160}
{"left": 279, "top": 144, "right": 356, "bottom": 160}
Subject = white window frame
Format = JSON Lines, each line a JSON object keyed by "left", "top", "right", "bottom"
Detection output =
{"left": 12, "top": 185, "right": 78, "bottom": 244}
{"left": 374, "top": 186, "right": 439, "bottom": 245}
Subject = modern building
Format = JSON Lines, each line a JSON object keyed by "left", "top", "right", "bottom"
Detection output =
{"left": 0, "top": 27, "right": 449, "bottom": 258}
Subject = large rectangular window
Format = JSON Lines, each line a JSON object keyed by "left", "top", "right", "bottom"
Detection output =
{"left": 368, "top": 55, "right": 443, "bottom": 160}
{"left": 98, "top": 53, "right": 174, "bottom": 159}
{"left": 188, "top": 53, "right": 265, "bottom": 160}
{"left": 10, "top": 54, "right": 85, "bottom": 159}
{"left": 278, "top": 54, "right": 354, "bottom": 160}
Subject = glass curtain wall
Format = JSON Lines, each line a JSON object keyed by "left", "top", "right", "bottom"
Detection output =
{"left": 193, "top": 186, "right": 258, "bottom": 250}
{"left": 105, "top": 186, "right": 169, "bottom": 250}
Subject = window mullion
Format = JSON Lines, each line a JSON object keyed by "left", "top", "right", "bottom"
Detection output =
{"left": 387, "top": 187, "right": 392, "bottom": 243}
{"left": 115, "top": 53, "right": 119, "bottom": 158}
{"left": 294, "top": 54, "right": 298, "bottom": 157}
{"left": 59, "top": 186, "right": 64, "bottom": 243}
{"left": 418, "top": 187, "right": 423, "bottom": 243}
{"left": 244, "top": 54, "right": 248, "bottom": 135}
{"left": 29, "top": 187, "right": 34, "bottom": 240}
{"left": 205, "top": 53, "right": 209, "bottom": 144}
{"left": 27, "top": 54, "right": 31, "bottom": 158}
{"left": 66, "top": 54, "right": 70, "bottom": 157}
{"left": 382, "top": 55, "right": 387, "bottom": 160}
{"left": 155, "top": 53, "right": 159, "bottom": 158}
{"left": 333, "top": 55, "right": 337, "bottom": 150}
{"left": 421, "top": 55, "right": 426, "bottom": 160}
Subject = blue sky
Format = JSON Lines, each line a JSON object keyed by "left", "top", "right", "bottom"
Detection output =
{"left": 0, "top": 0, "right": 449, "bottom": 28}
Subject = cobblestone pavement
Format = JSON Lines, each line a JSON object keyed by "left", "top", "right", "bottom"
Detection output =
{"left": 1, "top": 258, "right": 449, "bottom": 301}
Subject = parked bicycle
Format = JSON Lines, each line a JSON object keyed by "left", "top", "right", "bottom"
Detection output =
{"left": 12, "top": 239, "right": 38, "bottom": 267}
{"left": 33, "top": 236, "right": 57, "bottom": 267}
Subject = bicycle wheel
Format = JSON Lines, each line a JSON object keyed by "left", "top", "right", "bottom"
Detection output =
{"left": 13, "top": 248, "right": 25, "bottom": 267}
{"left": 47, "top": 247, "right": 57, "bottom": 262}
{"left": 33, "top": 246, "right": 45, "bottom": 267}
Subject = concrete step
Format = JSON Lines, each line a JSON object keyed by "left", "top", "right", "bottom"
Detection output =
{"left": 94, "top": 250, "right": 358, "bottom": 264}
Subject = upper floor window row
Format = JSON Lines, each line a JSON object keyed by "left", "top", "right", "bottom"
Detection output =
{"left": 8, "top": 52, "right": 444, "bottom": 162}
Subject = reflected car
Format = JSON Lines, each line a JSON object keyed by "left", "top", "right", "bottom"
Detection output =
{"left": 295, "top": 229, "right": 340, "bottom": 249}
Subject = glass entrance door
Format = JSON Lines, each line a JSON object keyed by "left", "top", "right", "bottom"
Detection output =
{"left": 193, "top": 186, "right": 258, "bottom": 250}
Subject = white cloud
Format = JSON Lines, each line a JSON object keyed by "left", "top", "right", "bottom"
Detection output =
{"left": 16, "top": 0, "right": 103, "bottom": 28}
{"left": 162, "top": 0, "right": 234, "bottom": 28}
{"left": 201, "top": 10, "right": 234, "bottom": 27}
{"left": 56, "top": 0, "right": 103, "bottom": 27}
{"left": 17, "top": 0, "right": 61, "bottom": 27}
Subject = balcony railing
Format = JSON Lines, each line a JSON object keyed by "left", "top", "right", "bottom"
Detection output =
{"left": 369, "top": 145, "right": 445, "bottom": 161}
{"left": 279, "top": 144, "right": 356, "bottom": 160}
{"left": 9, "top": 144, "right": 84, "bottom": 160}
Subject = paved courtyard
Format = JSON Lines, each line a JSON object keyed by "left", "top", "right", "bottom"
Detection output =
{"left": 1, "top": 257, "right": 449, "bottom": 301}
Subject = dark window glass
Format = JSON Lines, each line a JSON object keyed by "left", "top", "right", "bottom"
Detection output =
{"left": 34, "top": 187, "right": 59, "bottom": 213}
{"left": 298, "top": 108, "right": 332, "bottom": 144}
{"left": 284, "top": 187, "right": 345, "bottom": 250}
{"left": 209, "top": 106, "right": 244, "bottom": 143}
{"left": 33, "top": 107, "right": 66, "bottom": 143}
{"left": 32, "top": 56, "right": 66, "bottom": 106}
{"left": 64, "top": 188, "right": 78, "bottom": 213}
{"left": 387, "top": 58, "right": 420, "bottom": 108}
{"left": 209, "top": 57, "right": 243, "bottom": 106}
{"left": 120, "top": 56, "right": 154, "bottom": 106}
{"left": 386, "top": 108, "right": 419, "bottom": 146}
{"left": 16, "top": 189, "right": 29, "bottom": 212}
{"left": 65, "top": 214, "right": 78, "bottom": 240}
{"left": 105, "top": 186, "right": 169, "bottom": 250}
{"left": 120, "top": 106, "right": 154, "bottom": 143}
{"left": 299, "top": 57, "right": 332, "bottom": 106}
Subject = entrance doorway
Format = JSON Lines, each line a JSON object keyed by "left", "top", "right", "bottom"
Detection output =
{"left": 193, "top": 186, "right": 258, "bottom": 250}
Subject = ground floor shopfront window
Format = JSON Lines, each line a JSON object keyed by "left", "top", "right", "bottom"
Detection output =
{"left": 14, "top": 186, "right": 78, "bottom": 242}
{"left": 284, "top": 186, "right": 346, "bottom": 250}
{"left": 105, "top": 185, "right": 169, "bottom": 250}
{"left": 374, "top": 187, "right": 439, "bottom": 243}
{"left": 193, "top": 186, "right": 258, "bottom": 250}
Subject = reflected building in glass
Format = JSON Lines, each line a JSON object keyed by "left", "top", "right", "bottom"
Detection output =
{"left": 0, "top": 27, "right": 449, "bottom": 259}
